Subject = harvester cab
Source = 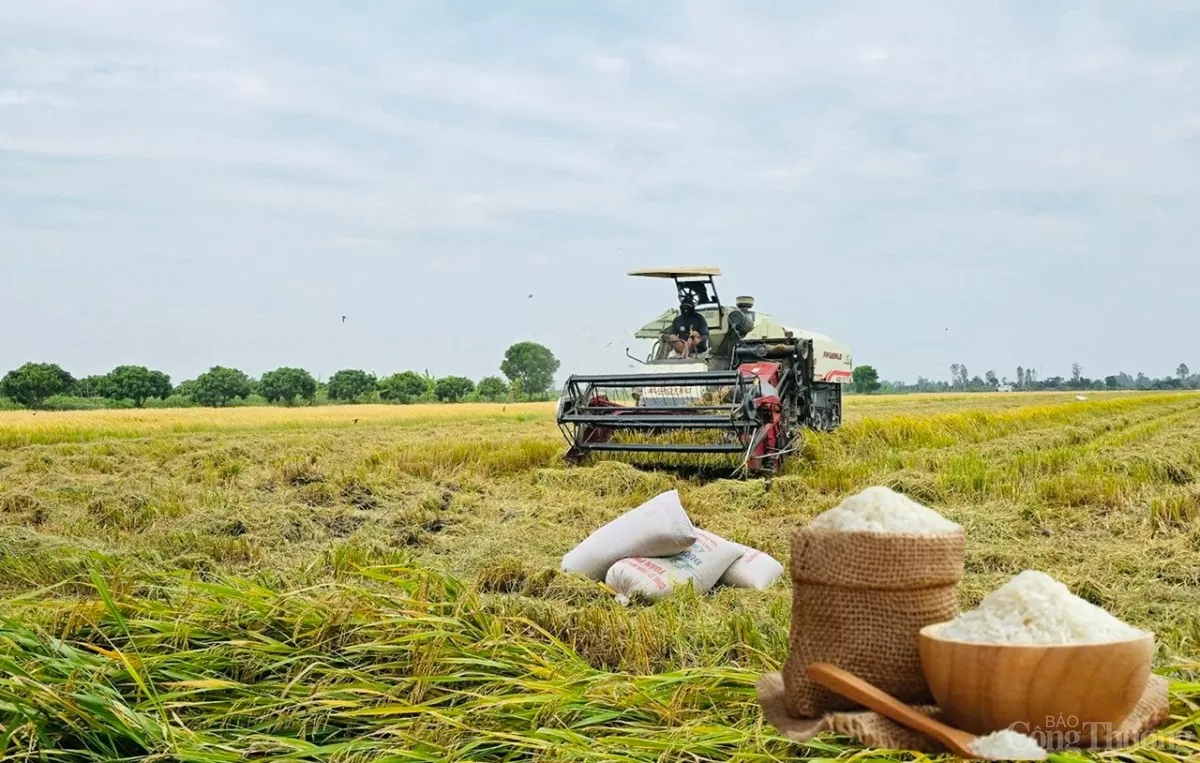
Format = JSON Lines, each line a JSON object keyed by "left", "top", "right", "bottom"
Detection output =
{"left": 556, "top": 267, "right": 852, "bottom": 476}
{"left": 627, "top": 267, "right": 723, "bottom": 365}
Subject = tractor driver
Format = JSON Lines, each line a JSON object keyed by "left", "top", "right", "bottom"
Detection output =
{"left": 667, "top": 295, "right": 709, "bottom": 358}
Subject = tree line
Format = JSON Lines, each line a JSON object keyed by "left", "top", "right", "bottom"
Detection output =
{"left": 850, "top": 362, "right": 1198, "bottom": 394}
{"left": 0, "top": 341, "right": 560, "bottom": 410}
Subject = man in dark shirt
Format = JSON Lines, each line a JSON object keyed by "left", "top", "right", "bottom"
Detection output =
{"left": 667, "top": 296, "right": 709, "bottom": 357}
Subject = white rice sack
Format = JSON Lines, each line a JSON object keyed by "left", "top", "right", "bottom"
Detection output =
{"left": 605, "top": 529, "right": 744, "bottom": 604}
{"left": 561, "top": 490, "right": 697, "bottom": 580}
{"left": 719, "top": 544, "right": 784, "bottom": 590}
{"left": 808, "top": 485, "right": 961, "bottom": 534}
{"left": 720, "top": 546, "right": 784, "bottom": 590}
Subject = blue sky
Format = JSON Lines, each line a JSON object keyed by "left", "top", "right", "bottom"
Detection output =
{"left": 1, "top": 1, "right": 1197, "bottom": 386}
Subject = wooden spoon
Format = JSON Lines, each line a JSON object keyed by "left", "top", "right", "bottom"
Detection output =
{"left": 805, "top": 662, "right": 983, "bottom": 759}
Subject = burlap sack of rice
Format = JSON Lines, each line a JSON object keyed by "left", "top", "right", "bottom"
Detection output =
{"left": 781, "top": 525, "right": 966, "bottom": 717}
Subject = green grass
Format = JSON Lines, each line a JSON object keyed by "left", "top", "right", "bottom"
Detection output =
{"left": 1, "top": 392, "right": 1199, "bottom": 760}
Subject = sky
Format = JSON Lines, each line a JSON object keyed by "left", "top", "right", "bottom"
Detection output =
{"left": 2, "top": 1, "right": 1198, "bottom": 387}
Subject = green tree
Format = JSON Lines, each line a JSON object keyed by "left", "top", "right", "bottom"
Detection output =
{"left": 476, "top": 375, "right": 509, "bottom": 401}
{"left": 259, "top": 367, "right": 317, "bottom": 405}
{"left": 1, "top": 362, "right": 75, "bottom": 408}
{"left": 434, "top": 376, "right": 475, "bottom": 402}
{"left": 73, "top": 375, "right": 112, "bottom": 398}
{"left": 851, "top": 364, "right": 881, "bottom": 394}
{"left": 1070, "top": 362, "right": 1084, "bottom": 389}
{"left": 379, "top": 371, "right": 431, "bottom": 403}
{"left": 105, "top": 365, "right": 172, "bottom": 407}
{"left": 500, "top": 341, "right": 560, "bottom": 395}
{"left": 1178, "top": 363, "right": 1190, "bottom": 381}
{"left": 174, "top": 379, "right": 197, "bottom": 398}
{"left": 190, "top": 366, "right": 253, "bottom": 407}
{"left": 327, "top": 369, "right": 377, "bottom": 402}
{"left": 985, "top": 370, "right": 999, "bottom": 389}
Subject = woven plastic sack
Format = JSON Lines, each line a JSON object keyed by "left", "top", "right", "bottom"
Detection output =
{"left": 719, "top": 544, "right": 784, "bottom": 590}
{"left": 561, "top": 489, "right": 696, "bottom": 580}
{"left": 605, "top": 529, "right": 744, "bottom": 605}
{"left": 781, "top": 525, "right": 965, "bottom": 718}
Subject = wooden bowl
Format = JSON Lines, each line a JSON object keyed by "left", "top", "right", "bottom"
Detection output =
{"left": 918, "top": 622, "right": 1154, "bottom": 740}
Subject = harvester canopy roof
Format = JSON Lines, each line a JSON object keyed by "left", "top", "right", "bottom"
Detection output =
{"left": 627, "top": 267, "right": 721, "bottom": 278}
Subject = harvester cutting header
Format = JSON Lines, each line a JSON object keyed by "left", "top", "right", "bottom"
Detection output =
{"left": 555, "top": 267, "right": 852, "bottom": 475}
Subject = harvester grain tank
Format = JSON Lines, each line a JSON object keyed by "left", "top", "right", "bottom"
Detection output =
{"left": 555, "top": 267, "right": 852, "bottom": 475}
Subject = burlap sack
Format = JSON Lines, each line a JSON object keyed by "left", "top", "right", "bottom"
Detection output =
{"left": 781, "top": 526, "right": 965, "bottom": 718}
{"left": 757, "top": 671, "right": 1171, "bottom": 753}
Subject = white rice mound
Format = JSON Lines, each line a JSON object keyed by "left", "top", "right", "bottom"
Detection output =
{"left": 937, "top": 570, "right": 1148, "bottom": 645}
{"left": 969, "top": 729, "right": 1048, "bottom": 760}
{"left": 807, "top": 485, "right": 962, "bottom": 534}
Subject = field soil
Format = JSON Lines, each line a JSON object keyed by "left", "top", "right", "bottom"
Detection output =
{"left": 2, "top": 392, "right": 1198, "bottom": 761}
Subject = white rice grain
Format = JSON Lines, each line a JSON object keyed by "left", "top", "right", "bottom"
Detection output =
{"left": 808, "top": 485, "right": 961, "bottom": 534}
{"left": 969, "top": 728, "right": 1048, "bottom": 760}
{"left": 937, "top": 570, "right": 1147, "bottom": 644}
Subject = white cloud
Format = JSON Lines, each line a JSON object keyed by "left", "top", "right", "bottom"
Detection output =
{"left": 646, "top": 44, "right": 707, "bottom": 73}
{"left": 0, "top": 88, "right": 73, "bottom": 109}
{"left": 174, "top": 69, "right": 270, "bottom": 102}
{"left": 859, "top": 46, "right": 889, "bottom": 63}
{"left": 590, "top": 53, "right": 630, "bottom": 74}
{"left": 0, "top": 1, "right": 1197, "bottom": 382}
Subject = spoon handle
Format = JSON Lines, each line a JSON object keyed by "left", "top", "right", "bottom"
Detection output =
{"left": 805, "top": 662, "right": 970, "bottom": 755}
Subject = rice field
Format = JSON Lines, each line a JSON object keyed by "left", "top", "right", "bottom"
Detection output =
{"left": 1, "top": 391, "right": 1199, "bottom": 761}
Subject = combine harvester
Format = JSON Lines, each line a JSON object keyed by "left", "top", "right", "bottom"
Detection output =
{"left": 555, "top": 267, "right": 852, "bottom": 476}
